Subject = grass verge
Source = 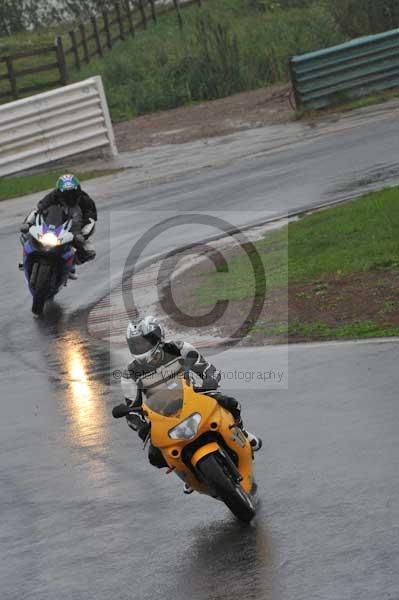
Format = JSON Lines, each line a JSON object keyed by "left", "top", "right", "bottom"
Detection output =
{"left": 73, "top": 0, "right": 342, "bottom": 121}
{"left": 0, "top": 169, "right": 121, "bottom": 201}
{"left": 174, "top": 186, "right": 399, "bottom": 343}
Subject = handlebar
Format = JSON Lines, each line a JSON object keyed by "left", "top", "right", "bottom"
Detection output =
{"left": 112, "top": 404, "right": 145, "bottom": 419}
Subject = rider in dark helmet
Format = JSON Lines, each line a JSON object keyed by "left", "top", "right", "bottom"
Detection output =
{"left": 21, "top": 174, "right": 97, "bottom": 278}
{"left": 121, "top": 315, "right": 262, "bottom": 494}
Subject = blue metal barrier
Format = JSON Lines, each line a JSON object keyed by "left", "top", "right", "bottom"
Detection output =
{"left": 290, "top": 28, "right": 399, "bottom": 110}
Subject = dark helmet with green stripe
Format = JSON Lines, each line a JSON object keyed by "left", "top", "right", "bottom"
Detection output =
{"left": 56, "top": 173, "right": 81, "bottom": 207}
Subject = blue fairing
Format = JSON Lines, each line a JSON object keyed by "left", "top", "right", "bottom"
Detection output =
{"left": 22, "top": 207, "right": 78, "bottom": 306}
{"left": 23, "top": 240, "right": 74, "bottom": 297}
{"left": 23, "top": 241, "right": 34, "bottom": 291}
{"left": 24, "top": 240, "right": 34, "bottom": 255}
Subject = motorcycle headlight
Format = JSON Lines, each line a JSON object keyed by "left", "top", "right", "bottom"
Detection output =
{"left": 168, "top": 413, "right": 201, "bottom": 440}
{"left": 40, "top": 232, "right": 60, "bottom": 247}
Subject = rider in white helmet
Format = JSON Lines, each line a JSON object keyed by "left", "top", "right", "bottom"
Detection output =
{"left": 121, "top": 315, "right": 262, "bottom": 494}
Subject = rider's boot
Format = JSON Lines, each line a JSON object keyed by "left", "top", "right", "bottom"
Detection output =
{"left": 68, "top": 266, "right": 78, "bottom": 280}
{"left": 235, "top": 416, "right": 262, "bottom": 452}
{"left": 246, "top": 431, "right": 263, "bottom": 451}
{"left": 183, "top": 483, "right": 194, "bottom": 495}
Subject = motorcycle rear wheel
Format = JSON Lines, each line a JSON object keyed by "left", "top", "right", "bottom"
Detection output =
{"left": 31, "top": 263, "right": 52, "bottom": 315}
{"left": 198, "top": 453, "right": 255, "bottom": 523}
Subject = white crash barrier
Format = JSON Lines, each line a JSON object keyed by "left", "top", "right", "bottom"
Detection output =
{"left": 0, "top": 76, "right": 118, "bottom": 177}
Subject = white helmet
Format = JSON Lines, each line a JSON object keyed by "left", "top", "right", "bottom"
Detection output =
{"left": 126, "top": 315, "right": 164, "bottom": 362}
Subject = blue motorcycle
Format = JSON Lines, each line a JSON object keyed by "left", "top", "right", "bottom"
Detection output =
{"left": 21, "top": 205, "right": 77, "bottom": 315}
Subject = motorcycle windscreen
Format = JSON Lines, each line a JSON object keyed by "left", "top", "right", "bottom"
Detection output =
{"left": 43, "top": 205, "right": 68, "bottom": 227}
{"left": 145, "top": 378, "right": 183, "bottom": 417}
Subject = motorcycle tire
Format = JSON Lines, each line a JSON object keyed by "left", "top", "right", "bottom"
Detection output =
{"left": 198, "top": 453, "right": 255, "bottom": 523}
{"left": 31, "top": 263, "right": 52, "bottom": 315}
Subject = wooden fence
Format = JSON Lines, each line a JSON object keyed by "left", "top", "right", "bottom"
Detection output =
{"left": 0, "top": 0, "right": 203, "bottom": 102}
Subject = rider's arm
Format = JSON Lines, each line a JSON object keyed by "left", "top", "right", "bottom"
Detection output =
{"left": 178, "top": 342, "right": 221, "bottom": 388}
{"left": 121, "top": 368, "right": 142, "bottom": 405}
{"left": 80, "top": 192, "right": 97, "bottom": 224}
{"left": 23, "top": 209, "right": 38, "bottom": 226}
{"left": 121, "top": 369, "right": 148, "bottom": 436}
{"left": 37, "top": 191, "right": 57, "bottom": 213}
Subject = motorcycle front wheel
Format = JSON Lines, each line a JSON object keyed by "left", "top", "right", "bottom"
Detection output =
{"left": 31, "top": 263, "right": 52, "bottom": 315}
{"left": 198, "top": 453, "right": 256, "bottom": 523}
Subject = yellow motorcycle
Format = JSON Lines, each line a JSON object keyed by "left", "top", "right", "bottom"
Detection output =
{"left": 113, "top": 375, "right": 257, "bottom": 523}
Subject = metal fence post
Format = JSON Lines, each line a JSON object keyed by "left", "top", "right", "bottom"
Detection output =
{"left": 288, "top": 58, "right": 299, "bottom": 109}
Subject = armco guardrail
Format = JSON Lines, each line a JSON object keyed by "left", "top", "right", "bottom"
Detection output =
{"left": 290, "top": 28, "right": 399, "bottom": 110}
{"left": 0, "top": 76, "right": 117, "bottom": 177}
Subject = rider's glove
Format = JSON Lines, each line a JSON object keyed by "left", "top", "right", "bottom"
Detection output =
{"left": 74, "top": 233, "right": 85, "bottom": 246}
{"left": 137, "top": 421, "right": 150, "bottom": 441}
{"left": 126, "top": 412, "right": 146, "bottom": 432}
{"left": 202, "top": 377, "right": 219, "bottom": 391}
{"left": 81, "top": 218, "right": 96, "bottom": 239}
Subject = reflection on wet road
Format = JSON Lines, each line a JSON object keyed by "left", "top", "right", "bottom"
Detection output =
{"left": 177, "top": 520, "right": 275, "bottom": 599}
{"left": 59, "top": 333, "right": 107, "bottom": 449}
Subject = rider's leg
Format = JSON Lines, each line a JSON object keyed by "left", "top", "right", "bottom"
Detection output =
{"left": 148, "top": 444, "right": 168, "bottom": 469}
{"left": 18, "top": 211, "right": 37, "bottom": 270}
{"left": 69, "top": 239, "right": 96, "bottom": 279}
{"left": 206, "top": 392, "right": 262, "bottom": 451}
{"left": 148, "top": 442, "right": 194, "bottom": 494}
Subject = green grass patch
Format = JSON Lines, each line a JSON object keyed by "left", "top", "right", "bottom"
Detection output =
{"left": 249, "top": 321, "right": 399, "bottom": 341}
{"left": 0, "top": 25, "right": 66, "bottom": 54}
{"left": 190, "top": 186, "right": 399, "bottom": 307}
{"left": 0, "top": 169, "right": 121, "bottom": 201}
{"left": 72, "top": 0, "right": 342, "bottom": 121}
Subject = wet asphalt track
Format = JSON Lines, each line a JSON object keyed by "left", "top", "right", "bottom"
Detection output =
{"left": 1, "top": 113, "right": 399, "bottom": 599}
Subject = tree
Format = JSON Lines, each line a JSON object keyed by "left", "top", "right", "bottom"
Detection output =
{"left": 332, "top": 0, "right": 399, "bottom": 37}
{"left": 0, "top": 0, "right": 61, "bottom": 36}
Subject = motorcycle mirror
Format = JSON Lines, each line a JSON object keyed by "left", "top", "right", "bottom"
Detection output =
{"left": 112, "top": 404, "right": 130, "bottom": 419}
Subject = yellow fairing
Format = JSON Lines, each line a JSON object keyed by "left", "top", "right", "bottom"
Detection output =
{"left": 142, "top": 378, "right": 254, "bottom": 496}
{"left": 191, "top": 442, "right": 220, "bottom": 467}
